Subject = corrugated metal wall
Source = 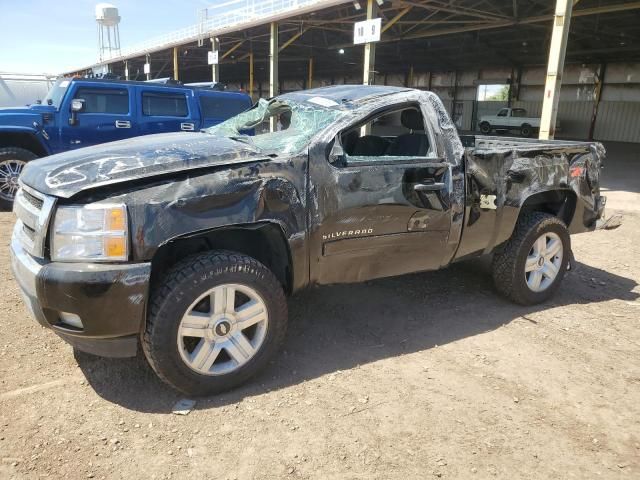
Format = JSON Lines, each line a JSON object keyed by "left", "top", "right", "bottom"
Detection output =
{"left": 253, "top": 62, "right": 640, "bottom": 143}
{"left": 594, "top": 102, "right": 640, "bottom": 142}
{"left": 433, "top": 98, "right": 640, "bottom": 143}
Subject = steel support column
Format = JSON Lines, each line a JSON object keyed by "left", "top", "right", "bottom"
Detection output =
{"left": 210, "top": 37, "right": 220, "bottom": 83}
{"left": 588, "top": 63, "right": 606, "bottom": 140}
{"left": 539, "top": 0, "right": 573, "bottom": 140}
{"left": 362, "top": 0, "right": 378, "bottom": 86}
{"left": 269, "top": 22, "right": 279, "bottom": 131}
{"left": 249, "top": 52, "right": 254, "bottom": 101}
{"left": 308, "top": 57, "right": 314, "bottom": 89}
{"left": 173, "top": 47, "right": 179, "bottom": 81}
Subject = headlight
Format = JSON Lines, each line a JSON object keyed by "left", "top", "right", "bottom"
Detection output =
{"left": 51, "top": 204, "right": 128, "bottom": 262}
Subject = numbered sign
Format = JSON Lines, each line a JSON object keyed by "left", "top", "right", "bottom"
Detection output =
{"left": 353, "top": 18, "right": 381, "bottom": 45}
{"left": 143, "top": 63, "right": 150, "bottom": 74}
{"left": 208, "top": 50, "right": 219, "bottom": 65}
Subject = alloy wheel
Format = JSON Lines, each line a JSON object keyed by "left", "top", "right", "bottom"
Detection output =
{"left": 0, "top": 159, "right": 26, "bottom": 201}
{"left": 176, "top": 283, "right": 269, "bottom": 376}
{"left": 524, "top": 232, "right": 564, "bottom": 292}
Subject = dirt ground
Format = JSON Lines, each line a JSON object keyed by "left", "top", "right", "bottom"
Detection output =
{"left": 1, "top": 143, "right": 639, "bottom": 479}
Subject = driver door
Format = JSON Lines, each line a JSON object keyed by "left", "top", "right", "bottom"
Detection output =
{"left": 308, "top": 104, "right": 454, "bottom": 285}
{"left": 59, "top": 84, "right": 136, "bottom": 150}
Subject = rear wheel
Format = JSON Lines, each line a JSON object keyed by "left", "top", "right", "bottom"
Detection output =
{"left": 143, "top": 250, "right": 288, "bottom": 396}
{"left": 492, "top": 212, "right": 570, "bottom": 305}
{"left": 479, "top": 122, "right": 492, "bottom": 134}
{"left": 520, "top": 123, "right": 533, "bottom": 138}
{"left": 0, "top": 147, "right": 37, "bottom": 210}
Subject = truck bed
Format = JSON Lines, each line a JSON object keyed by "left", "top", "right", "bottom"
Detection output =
{"left": 454, "top": 134, "right": 605, "bottom": 261}
{"left": 459, "top": 134, "right": 596, "bottom": 152}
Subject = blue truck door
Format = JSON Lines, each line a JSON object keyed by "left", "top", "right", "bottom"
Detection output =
{"left": 197, "top": 91, "right": 252, "bottom": 128}
{"left": 137, "top": 87, "right": 195, "bottom": 135}
{"left": 59, "top": 84, "right": 136, "bottom": 150}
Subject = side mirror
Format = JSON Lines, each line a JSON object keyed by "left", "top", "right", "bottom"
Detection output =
{"left": 69, "top": 99, "right": 85, "bottom": 126}
{"left": 328, "top": 140, "right": 345, "bottom": 165}
{"left": 71, "top": 99, "right": 85, "bottom": 112}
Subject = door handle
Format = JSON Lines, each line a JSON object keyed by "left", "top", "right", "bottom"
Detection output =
{"left": 414, "top": 182, "right": 445, "bottom": 192}
{"left": 115, "top": 120, "right": 131, "bottom": 128}
{"left": 181, "top": 122, "right": 195, "bottom": 131}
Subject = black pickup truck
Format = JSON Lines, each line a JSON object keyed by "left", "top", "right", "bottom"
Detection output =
{"left": 10, "top": 85, "right": 616, "bottom": 395}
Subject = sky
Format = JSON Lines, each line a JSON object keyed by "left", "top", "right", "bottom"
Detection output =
{"left": 0, "top": 0, "right": 219, "bottom": 74}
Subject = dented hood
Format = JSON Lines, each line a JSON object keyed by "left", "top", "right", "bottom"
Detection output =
{"left": 20, "top": 132, "right": 268, "bottom": 198}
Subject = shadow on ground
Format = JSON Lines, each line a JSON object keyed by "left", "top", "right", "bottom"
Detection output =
{"left": 75, "top": 258, "right": 638, "bottom": 413}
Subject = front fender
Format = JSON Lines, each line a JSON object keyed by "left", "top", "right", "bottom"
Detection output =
{"left": 69, "top": 156, "right": 309, "bottom": 287}
{"left": 0, "top": 126, "right": 51, "bottom": 155}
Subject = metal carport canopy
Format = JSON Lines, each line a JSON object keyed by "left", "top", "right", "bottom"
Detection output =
{"left": 65, "top": 1, "right": 640, "bottom": 77}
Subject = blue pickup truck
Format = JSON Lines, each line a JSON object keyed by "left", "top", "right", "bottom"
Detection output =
{"left": 0, "top": 78, "right": 252, "bottom": 209}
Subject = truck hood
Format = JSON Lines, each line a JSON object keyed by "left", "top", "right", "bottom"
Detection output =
{"left": 0, "top": 105, "right": 55, "bottom": 128}
{"left": 20, "top": 132, "right": 270, "bottom": 198}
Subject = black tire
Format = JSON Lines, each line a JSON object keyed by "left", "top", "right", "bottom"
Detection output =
{"left": 142, "top": 250, "right": 288, "bottom": 396}
{"left": 479, "top": 122, "right": 492, "bottom": 135}
{"left": 0, "top": 147, "right": 38, "bottom": 211}
{"left": 492, "top": 212, "right": 570, "bottom": 305}
{"left": 520, "top": 123, "right": 532, "bottom": 138}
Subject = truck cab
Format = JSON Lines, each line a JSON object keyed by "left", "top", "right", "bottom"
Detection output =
{"left": 0, "top": 78, "right": 252, "bottom": 209}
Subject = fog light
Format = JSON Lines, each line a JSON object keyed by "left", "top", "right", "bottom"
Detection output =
{"left": 59, "top": 312, "right": 83, "bottom": 329}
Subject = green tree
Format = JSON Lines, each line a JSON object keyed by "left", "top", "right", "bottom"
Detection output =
{"left": 487, "top": 85, "right": 510, "bottom": 101}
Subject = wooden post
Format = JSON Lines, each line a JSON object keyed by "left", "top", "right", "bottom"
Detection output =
{"left": 539, "top": 0, "right": 573, "bottom": 140}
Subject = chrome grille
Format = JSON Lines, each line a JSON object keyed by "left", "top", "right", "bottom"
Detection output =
{"left": 22, "top": 223, "right": 36, "bottom": 242}
{"left": 13, "top": 184, "right": 55, "bottom": 258}
{"left": 22, "top": 189, "right": 44, "bottom": 210}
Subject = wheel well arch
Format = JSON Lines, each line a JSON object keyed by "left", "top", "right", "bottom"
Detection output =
{"left": 150, "top": 222, "right": 294, "bottom": 294}
{"left": 519, "top": 189, "right": 577, "bottom": 226}
{"left": 0, "top": 131, "right": 47, "bottom": 157}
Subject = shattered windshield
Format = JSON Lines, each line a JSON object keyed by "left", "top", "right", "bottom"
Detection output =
{"left": 43, "top": 78, "right": 71, "bottom": 109}
{"left": 206, "top": 97, "right": 346, "bottom": 155}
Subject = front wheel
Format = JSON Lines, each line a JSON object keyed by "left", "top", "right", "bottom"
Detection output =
{"left": 0, "top": 147, "right": 37, "bottom": 210}
{"left": 142, "top": 251, "right": 288, "bottom": 396}
{"left": 492, "top": 212, "right": 570, "bottom": 305}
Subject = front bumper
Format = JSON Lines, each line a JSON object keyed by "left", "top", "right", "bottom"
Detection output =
{"left": 10, "top": 226, "right": 151, "bottom": 358}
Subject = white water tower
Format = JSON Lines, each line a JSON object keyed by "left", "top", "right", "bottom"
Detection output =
{"left": 96, "top": 3, "right": 121, "bottom": 62}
